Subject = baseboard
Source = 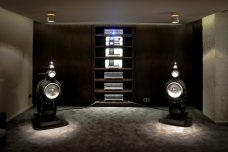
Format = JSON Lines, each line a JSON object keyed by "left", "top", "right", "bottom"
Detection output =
{"left": 91, "top": 101, "right": 143, "bottom": 107}
{"left": 214, "top": 120, "right": 228, "bottom": 124}
{"left": 6, "top": 104, "right": 33, "bottom": 122}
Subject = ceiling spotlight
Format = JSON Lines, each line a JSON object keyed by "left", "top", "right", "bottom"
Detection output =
{"left": 171, "top": 13, "right": 179, "bottom": 24}
{"left": 47, "top": 11, "right": 55, "bottom": 23}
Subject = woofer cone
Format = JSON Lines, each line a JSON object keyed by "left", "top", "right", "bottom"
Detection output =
{"left": 43, "top": 83, "right": 61, "bottom": 99}
{"left": 166, "top": 82, "right": 183, "bottom": 98}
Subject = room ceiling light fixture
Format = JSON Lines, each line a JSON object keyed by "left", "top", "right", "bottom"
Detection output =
{"left": 171, "top": 12, "right": 179, "bottom": 24}
{"left": 47, "top": 11, "right": 55, "bottom": 23}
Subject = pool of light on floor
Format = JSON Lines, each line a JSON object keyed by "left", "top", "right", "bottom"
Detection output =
{"left": 154, "top": 122, "right": 202, "bottom": 137}
{"left": 19, "top": 121, "right": 79, "bottom": 144}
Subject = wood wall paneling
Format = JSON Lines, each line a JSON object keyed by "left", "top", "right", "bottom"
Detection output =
{"left": 135, "top": 24, "right": 202, "bottom": 108}
{"left": 33, "top": 23, "right": 202, "bottom": 109}
{"left": 33, "top": 23, "right": 93, "bottom": 106}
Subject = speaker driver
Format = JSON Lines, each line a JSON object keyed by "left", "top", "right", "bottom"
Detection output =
{"left": 44, "top": 83, "right": 61, "bottom": 99}
{"left": 166, "top": 82, "right": 183, "bottom": 98}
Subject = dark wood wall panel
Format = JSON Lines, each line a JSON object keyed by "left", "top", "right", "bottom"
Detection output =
{"left": 135, "top": 24, "right": 202, "bottom": 108}
{"left": 33, "top": 22, "right": 93, "bottom": 106}
{"left": 188, "top": 20, "right": 203, "bottom": 110}
{"left": 33, "top": 22, "right": 202, "bottom": 109}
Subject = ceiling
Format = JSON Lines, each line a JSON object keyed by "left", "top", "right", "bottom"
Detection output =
{"left": 0, "top": 0, "right": 228, "bottom": 24}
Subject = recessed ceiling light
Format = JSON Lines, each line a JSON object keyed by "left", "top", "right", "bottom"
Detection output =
{"left": 171, "top": 12, "right": 179, "bottom": 24}
{"left": 47, "top": 11, "right": 55, "bottom": 23}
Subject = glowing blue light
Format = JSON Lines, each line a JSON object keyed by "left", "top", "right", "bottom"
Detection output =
{"left": 104, "top": 29, "right": 123, "bottom": 35}
{"left": 112, "top": 30, "right": 115, "bottom": 35}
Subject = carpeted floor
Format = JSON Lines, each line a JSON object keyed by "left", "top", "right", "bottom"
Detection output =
{"left": 1, "top": 106, "right": 228, "bottom": 152}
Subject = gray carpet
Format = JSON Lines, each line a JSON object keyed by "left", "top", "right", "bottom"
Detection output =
{"left": 2, "top": 106, "right": 228, "bottom": 152}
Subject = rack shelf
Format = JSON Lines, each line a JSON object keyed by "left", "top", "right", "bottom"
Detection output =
{"left": 95, "top": 57, "right": 133, "bottom": 60}
{"left": 96, "top": 34, "right": 132, "bottom": 37}
{"left": 95, "top": 68, "right": 132, "bottom": 71}
{"left": 95, "top": 46, "right": 132, "bottom": 48}
{"left": 94, "top": 89, "right": 133, "bottom": 93}
{"left": 95, "top": 78, "right": 132, "bottom": 82}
